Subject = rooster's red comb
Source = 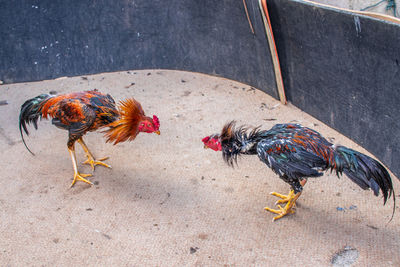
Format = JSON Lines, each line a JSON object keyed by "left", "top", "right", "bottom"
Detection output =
{"left": 153, "top": 115, "right": 160, "bottom": 130}
{"left": 202, "top": 136, "right": 210, "bottom": 143}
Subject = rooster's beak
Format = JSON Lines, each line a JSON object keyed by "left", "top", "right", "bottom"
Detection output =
{"left": 204, "top": 145, "right": 209, "bottom": 149}
{"left": 154, "top": 130, "right": 160, "bottom": 135}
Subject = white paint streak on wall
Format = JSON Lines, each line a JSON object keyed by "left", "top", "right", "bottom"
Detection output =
{"left": 354, "top": 16, "right": 361, "bottom": 36}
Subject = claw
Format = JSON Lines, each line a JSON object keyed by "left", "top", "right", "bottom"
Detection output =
{"left": 265, "top": 190, "right": 301, "bottom": 221}
{"left": 78, "top": 138, "right": 111, "bottom": 171}
{"left": 70, "top": 172, "right": 93, "bottom": 188}
{"left": 270, "top": 191, "right": 295, "bottom": 205}
{"left": 264, "top": 204, "right": 296, "bottom": 221}
{"left": 82, "top": 156, "right": 111, "bottom": 171}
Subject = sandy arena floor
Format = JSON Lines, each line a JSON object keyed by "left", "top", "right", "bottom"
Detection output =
{"left": 0, "top": 70, "right": 399, "bottom": 266}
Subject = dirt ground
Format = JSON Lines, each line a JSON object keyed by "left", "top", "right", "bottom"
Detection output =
{"left": 0, "top": 70, "right": 399, "bottom": 266}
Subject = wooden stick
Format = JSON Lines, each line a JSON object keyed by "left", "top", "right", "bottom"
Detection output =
{"left": 242, "top": 0, "right": 255, "bottom": 34}
{"left": 258, "top": 0, "right": 287, "bottom": 104}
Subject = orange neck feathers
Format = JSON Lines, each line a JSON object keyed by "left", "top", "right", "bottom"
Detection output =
{"left": 104, "top": 98, "right": 145, "bottom": 145}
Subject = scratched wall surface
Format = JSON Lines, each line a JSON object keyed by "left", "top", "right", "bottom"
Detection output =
{"left": 268, "top": 0, "right": 400, "bottom": 177}
{"left": 0, "top": 0, "right": 278, "bottom": 98}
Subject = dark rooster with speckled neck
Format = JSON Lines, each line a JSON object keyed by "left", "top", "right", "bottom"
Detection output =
{"left": 203, "top": 121, "right": 396, "bottom": 221}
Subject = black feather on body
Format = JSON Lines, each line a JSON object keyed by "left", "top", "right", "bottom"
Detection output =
{"left": 218, "top": 121, "right": 396, "bottom": 218}
{"left": 19, "top": 94, "right": 54, "bottom": 155}
{"left": 220, "top": 121, "right": 268, "bottom": 167}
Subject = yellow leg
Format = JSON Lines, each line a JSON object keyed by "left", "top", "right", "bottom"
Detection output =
{"left": 264, "top": 190, "right": 302, "bottom": 221}
{"left": 68, "top": 147, "right": 93, "bottom": 187}
{"left": 77, "top": 138, "right": 111, "bottom": 171}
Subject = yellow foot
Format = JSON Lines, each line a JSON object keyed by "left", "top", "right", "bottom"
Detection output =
{"left": 70, "top": 172, "right": 93, "bottom": 188}
{"left": 264, "top": 190, "right": 301, "bottom": 221}
{"left": 264, "top": 204, "right": 296, "bottom": 221}
{"left": 270, "top": 190, "right": 295, "bottom": 205}
{"left": 82, "top": 156, "right": 112, "bottom": 171}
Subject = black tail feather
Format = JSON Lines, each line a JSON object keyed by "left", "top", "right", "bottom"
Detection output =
{"left": 335, "top": 146, "right": 396, "bottom": 221}
{"left": 19, "top": 94, "right": 53, "bottom": 155}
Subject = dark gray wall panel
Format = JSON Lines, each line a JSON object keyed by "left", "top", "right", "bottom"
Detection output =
{"left": 268, "top": 0, "right": 400, "bottom": 177}
{"left": 0, "top": 0, "right": 278, "bottom": 98}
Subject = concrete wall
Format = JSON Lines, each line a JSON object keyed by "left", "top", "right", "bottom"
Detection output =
{"left": 268, "top": 0, "right": 400, "bottom": 177}
{"left": 0, "top": 0, "right": 278, "bottom": 98}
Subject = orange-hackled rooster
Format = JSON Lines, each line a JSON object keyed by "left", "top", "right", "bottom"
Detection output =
{"left": 19, "top": 90, "right": 160, "bottom": 187}
{"left": 203, "top": 121, "right": 396, "bottom": 221}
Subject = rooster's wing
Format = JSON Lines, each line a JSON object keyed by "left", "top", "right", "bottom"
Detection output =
{"left": 256, "top": 138, "right": 326, "bottom": 180}
{"left": 51, "top": 98, "right": 97, "bottom": 138}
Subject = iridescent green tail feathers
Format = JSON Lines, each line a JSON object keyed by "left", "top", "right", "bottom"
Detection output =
{"left": 335, "top": 146, "right": 393, "bottom": 203}
{"left": 19, "top": 94, "right": 53, "bottom": 155}
{"left": 334, "top": 145, "right": 396, "bottom": 221}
